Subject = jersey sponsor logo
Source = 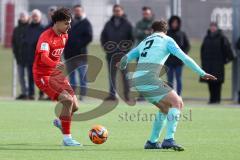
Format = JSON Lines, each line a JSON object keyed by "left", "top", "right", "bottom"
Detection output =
{"left": 40, "top": 43, "right": 49, "bottom": 51}
{"left": 51, "top": 48, "right": 64, "bottom": 57}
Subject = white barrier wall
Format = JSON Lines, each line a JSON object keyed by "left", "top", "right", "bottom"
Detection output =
{"left": 0, "top": 0, "right": 28, "bottom": 44}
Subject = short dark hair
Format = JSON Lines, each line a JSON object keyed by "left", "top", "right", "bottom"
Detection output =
{"left": 210, "top": 22, "right": 218, "bottom": 28}
{"left": 113, "top": 4, "right": 124, "bottom": 11}
{"left": 51, "top": 7, "right": 72, "bottom": 23}
{"left": 142, "top": 6, "right": 152, "bottom": 11}
{"left": 151, "top": 20, "right": 168, "bottom": 33}
{"left": 73, "top": 4, "right": 82, "bottom": 9}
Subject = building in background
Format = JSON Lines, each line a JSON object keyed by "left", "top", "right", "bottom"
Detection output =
{"left": 181, "top": 0, "right": 232, "bottom": 39}
{"left": 0, "top": 0, "right": 28, "bottom": 47}
{"left": 0, "top": 0, "right": 233, "bottom": 45}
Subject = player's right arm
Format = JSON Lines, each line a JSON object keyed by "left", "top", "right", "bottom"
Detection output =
{"left": 167, "top": 38, "right": 217, "bottom": 80}
{"left": 38, "top": 42, "right": 58, "bottom": 67}
{"left": 119, "top": 45, "right": 140, "bottom": 70}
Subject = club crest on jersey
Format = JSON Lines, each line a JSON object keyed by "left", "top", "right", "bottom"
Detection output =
{"left": 51, "top": 48, "right": 64, "bottom": 57}
{"left": 40, "top": 43, "right": 49, "bottom": 51}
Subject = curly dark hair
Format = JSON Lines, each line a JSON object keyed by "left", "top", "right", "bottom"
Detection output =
{"left": 151, "top": 20, "right": 168, "bottom": 33}
{"left": 51, "top": 7, "right": 72, "bottom": 23}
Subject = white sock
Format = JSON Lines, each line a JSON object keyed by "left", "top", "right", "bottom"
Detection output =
{"left": 63, "top": 134, "right": 72, "bottom": 139}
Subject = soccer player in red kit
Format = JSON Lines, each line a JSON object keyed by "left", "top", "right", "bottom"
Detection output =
{"left": 33, "top": 8, "right": 81, "bottom": 146}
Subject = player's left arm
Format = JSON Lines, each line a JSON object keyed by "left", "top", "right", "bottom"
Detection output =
{"left": 167, "top": 38, "right": 216, "bottom": 80}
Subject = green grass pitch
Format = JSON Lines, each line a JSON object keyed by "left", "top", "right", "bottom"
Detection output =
{"left": 0, "top": 100, "right": 239, "bottom": 160}
{"left": 0, "top": 40, "right": 237, "bottom": 160}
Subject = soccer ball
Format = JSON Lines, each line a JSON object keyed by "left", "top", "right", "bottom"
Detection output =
{"left": 89, "top": 125, "right": 108, "bottom": 144}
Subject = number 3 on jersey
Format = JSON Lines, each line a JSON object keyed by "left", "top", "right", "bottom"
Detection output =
{"left": 141, "top": 39, "right": 154, "bottom": 57}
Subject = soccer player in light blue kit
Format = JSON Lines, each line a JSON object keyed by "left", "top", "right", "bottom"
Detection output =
{"left": 118, "top": 20, "right": 216, "bottom": 151}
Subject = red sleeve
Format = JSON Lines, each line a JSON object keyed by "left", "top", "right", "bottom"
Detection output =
{"left": 41, "top": 52, "right": 58, "bottom": 67}
{"left": 38, "top": 41, "right": 58, "bottom": 67}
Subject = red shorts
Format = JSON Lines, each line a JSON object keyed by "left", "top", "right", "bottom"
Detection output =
{"left": 34, "top": 74, "right": 74, "bottom": 101}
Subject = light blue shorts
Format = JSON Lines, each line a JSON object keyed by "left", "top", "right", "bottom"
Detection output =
{"left": 135, "top": 83, "right": 171, "bottom": 104}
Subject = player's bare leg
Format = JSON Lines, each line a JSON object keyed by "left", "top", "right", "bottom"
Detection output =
{"left": 54, "top": 90, "right": 81, "bottom": 146}
{"left": 144, "top": 96, "right": 170, "bottom": 149}
{"left": 145, "top": 90, "right": 184, "bottom": 151}
{"left": 72, "top": 95, "right": 79, "bottom": 114}
{"left": 157, "top": 90, "right": 184, "bottom": 151}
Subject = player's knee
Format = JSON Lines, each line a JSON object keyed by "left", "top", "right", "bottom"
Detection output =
{"left": 180, "top": 99, "right": 184, "bottom": 109}
{"left": 72, "top": 106, "right": 79, "bottom": 113}
{"left": 161, "top": 107, "right": 169, "bottom": 114}
{"left": 61, "top": 94, "right": 74, "bottom": 105}
{"left": 177, "top": 96, "right": 184, "bottom": 109}
{"left": 66, "top": 95, "right": 74, "bottom": 102}
{"left": 72, "top": 102, "right": 79, "bottom": 112}
{"left": 171, "top": 97, "right": 183, "bottom": 110}
{"left": 72, "top": 100, "right": 79, "bottom": 112}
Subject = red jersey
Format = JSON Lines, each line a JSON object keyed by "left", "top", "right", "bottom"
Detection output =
{"left": 33, "top": 28, "right": 68, "bottom": 75}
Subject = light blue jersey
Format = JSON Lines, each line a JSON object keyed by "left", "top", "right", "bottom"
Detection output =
{"left": 119, "top": 32, "right": 206, "bottom": 104}
{"left": 136, "top": 33, "right": 170, "bottom": 65}
{"left": 121, "top": 32, "right": 205, "bottom": 77}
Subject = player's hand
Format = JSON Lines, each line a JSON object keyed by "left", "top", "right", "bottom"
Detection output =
{"left": 202, "top": 73, "right": 217, "bottom": 81}
{"left": 56, "top": 62, "right": 65, "bottom": 71}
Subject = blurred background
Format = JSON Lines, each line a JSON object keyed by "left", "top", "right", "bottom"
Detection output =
{"left": 0, "top": 0, "right": 239, "bottom": 104}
